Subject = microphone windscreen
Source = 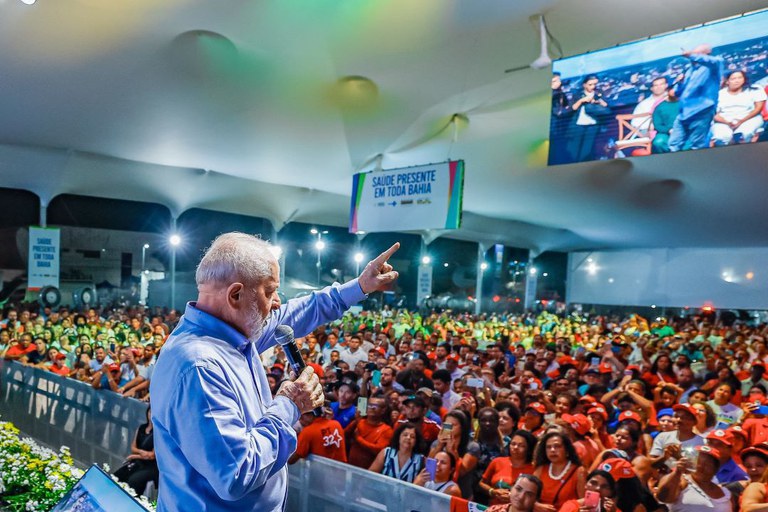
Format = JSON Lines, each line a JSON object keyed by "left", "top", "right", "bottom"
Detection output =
{"left": 274, "top": 325, "right": 294, "bottom": 346}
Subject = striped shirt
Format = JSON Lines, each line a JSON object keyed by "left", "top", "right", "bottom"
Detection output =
{"left": 382, "top": 447, "right": 424, "bottom": 483}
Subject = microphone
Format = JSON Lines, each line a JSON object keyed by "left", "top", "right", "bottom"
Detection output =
{"left": 274, "top": 325, "right": 322, "bottom": 416}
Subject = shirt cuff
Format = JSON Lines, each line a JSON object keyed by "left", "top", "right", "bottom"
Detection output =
{"left": 271, "top": 395, "right": 301, "bottom": 426}
{"left": 337, "top": 278, "right": 367, "bottom": 306}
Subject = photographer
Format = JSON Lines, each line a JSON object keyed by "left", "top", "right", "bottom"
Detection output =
{"left": 567, "top": 74, "right": 610, "bottom": 162}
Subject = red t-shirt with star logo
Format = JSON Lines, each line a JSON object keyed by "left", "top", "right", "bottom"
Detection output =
{"left": 294, "top": 417, "right": 347, "bottom": 463}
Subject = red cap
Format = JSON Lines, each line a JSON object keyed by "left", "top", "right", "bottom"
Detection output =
{"left": 741, "top": 443, "right": 768, "bottom": 460}
{"left": 626, "top": 365, "right": 641, "bottom": 372}
{"left": 588, "top": 406, "right": 608, "bottom": 421}
{"left": 579, "top": 395, "right": 598, "bottom": 406}
{"left": 706, "top": 429, "right": 734, "bottom": 446}
{"left": 752, "top": 361, "right": 766, "bottom": 369}
{"left": 598, "top": 363, "right": 613, "bottom": 374}
{"left": 54, "top": 353, "right": 67, "bottom": 361}
{"left": 598, "top": 458, "right": 635, "bottom": 480}
{"left": 618, "top": 410, "right": 643, "bottom": 424}
{"left": 696, "top": 445, "right": 721, "bottom": 460}
{"left": 447, "top": 354, "right": 460, "bottom": 362}
{"left": 375, "top": 347, "right": 386, "bottom": 356}
{"left": 729, "top": 425, "right": 749, "bottom": 442}
{"left": 108, "top": 363, "right": 120, "bottom": 372}
{"left": 271, "top": 363, "right": 285, "bottom": 371}
{"left": 562, "top": 413, "right": 591, "bottom": 436}
{"left": 526, "top": 402, "right": 547, "bottom": 415}
{"left": 558, "top": 356, "right": 578, "bottom": 366}
{"left": 673, "top": 403, "right": 699, "bottom": 419}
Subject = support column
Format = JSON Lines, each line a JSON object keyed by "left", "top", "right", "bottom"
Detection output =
{"left": 170, "top": 217, "right": 177, "bottom": 311}
{"left": 475, "top": 242, "right": 488, "bottom": 316}
{"left": 39, "top": 203, "right": 47, "bottom": 228}
{"left": 416, "top": 236, "right": 433, "bottom": 307}
{"left": 524, "top": 250, "right": 538, "bottom": 310}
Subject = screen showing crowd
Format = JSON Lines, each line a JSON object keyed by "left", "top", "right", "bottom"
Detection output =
{"left": 548, "top": 9, "right": 768, "bottom": 165}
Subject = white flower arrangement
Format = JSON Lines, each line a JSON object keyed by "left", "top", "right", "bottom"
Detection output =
{"left": 0, "top": 421, "right": 156, "bottom": 511}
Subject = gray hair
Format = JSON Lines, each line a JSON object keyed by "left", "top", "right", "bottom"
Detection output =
{"left": 195, "top": 232, "right": 275, "bottom": 288}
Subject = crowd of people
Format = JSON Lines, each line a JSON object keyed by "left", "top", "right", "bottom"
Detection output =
{"left": 3, "top": 302, "right": 768, "bottom": 511}
{"left": 550, "top": 36, "right": 768, "bottom": 164}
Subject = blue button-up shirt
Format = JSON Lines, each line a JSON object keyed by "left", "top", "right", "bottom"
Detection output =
{"left": 714, "top": 458, "right": 749, "bottom": 484}
{"left": 150, "top": 280, "right": 366, "bottom": 512}
{"left": 674, "top": 52, "right": 723, "bottom": 121}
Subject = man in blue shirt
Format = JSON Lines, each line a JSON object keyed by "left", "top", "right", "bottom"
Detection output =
{"left": 330, "top": 381, "right": 358, "bottom": 428}
{"left": 668, "top": 44, "right": 723, "bottom": 152}
{"left": 150, "top": 233, "right": 399, "bottom": 511}
{"left": 706, "top": 429, "right": 749, "bottom": 484}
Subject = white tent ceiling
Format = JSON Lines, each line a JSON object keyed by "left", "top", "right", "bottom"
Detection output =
{"left": 0, "top": 0, "right": 767, "bottom": 255}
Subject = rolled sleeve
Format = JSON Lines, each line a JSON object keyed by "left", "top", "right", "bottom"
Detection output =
{"left": 168, "top": 363, "right": 298, "bottom": 501}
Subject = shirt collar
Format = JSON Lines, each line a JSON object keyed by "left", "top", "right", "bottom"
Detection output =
{"left": 182, "top": 302, "right": 251, "bottom": 352}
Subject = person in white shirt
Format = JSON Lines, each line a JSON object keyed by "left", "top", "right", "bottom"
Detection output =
{"left": 706, "top": 383, "right": 743, "bottom": 428}
{"left": 340, "top": 334, "right": 368, "bottom": 368}
{"left": 630, "top": 76, "right": 670, "bottom": 132}
{"left": 711, "top": 70, "right": 766, "bottom": 145}
{"left": 432, "top": 369, "right": 460, "bottom": 410}
{"left": 649, "top": 404, "right": 705, "bottom": 469}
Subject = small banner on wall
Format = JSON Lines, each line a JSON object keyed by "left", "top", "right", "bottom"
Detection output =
{"left": 349, "top": 160, "right": 464, "bottom": 233}
{"left": 28, "top": 226, "right": 60, "bottom": 291}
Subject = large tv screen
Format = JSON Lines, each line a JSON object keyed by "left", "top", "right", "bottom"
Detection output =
{"left": 549, "top": 9, "right": 768, "bottom": 165}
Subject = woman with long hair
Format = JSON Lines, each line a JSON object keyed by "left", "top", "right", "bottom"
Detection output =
{"left": 643, "top": 354, "right": 677, "bottom": 388}
{"left": 691, "top": 401, "right": 717, "bottom": 437}
{"left": 553, "top": 394, "right": 577, "bottom": 419}
{"left": 479, "top": 430, "right": 536, "bottom": 506}
{"left": 369, "top": 422, "right": 425, "bottom": 483}
{"left": 712, "top": 69, "right": 766, "bottom": 146}
{"left": 532, "top": 431, "right": 585, "bottom": 510}
{"left": 428, "top": 409, "right": 477, "bottom": 500}
{"left": 113, "top": 406, "right": 158, "bottom": 495}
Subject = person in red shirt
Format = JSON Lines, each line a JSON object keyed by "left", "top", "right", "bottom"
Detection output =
{"left": 3, "top": 333, "right": 37, "bottom": 362}
{"left": 48, "top": 353, "right": 71, "bottom": 377}
{"left": 345, "top": 393, "right": 393, "bottom": 469}
{"left": 396, "top": 395, "right": 440, "bottom": 450}
{"left": 289, "top": 410, "right": 347, "bottom": 464}
{"left": 742, "top": 406, "right": 768, "bottom": 446}
{"left": 561, "top": 413, "right": 601, "bottom": 467}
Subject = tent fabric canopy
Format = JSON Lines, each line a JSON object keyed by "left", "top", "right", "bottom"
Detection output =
{"left": 1, "top": 0, "right": 767, "bottom": 253}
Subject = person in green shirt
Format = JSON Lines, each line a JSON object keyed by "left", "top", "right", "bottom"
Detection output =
{"left": 651, "top": 90, "right": 680, "bottom": 153}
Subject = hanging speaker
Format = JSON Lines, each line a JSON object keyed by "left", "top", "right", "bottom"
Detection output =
{"left": 38, "top": 286, "right": 61, "bottom": 308}
{"left": 73, "top": 287, "right": 96, "bottom": 307}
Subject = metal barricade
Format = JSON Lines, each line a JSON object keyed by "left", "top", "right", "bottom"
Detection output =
{"left": 0, "top": 360, "right": 147, "bottom": 471}
{"left": 286, "top": 456, "right": 451, "bottom": 512}
{"left": 1, "top": 361, "right": 452, "bottom": 511}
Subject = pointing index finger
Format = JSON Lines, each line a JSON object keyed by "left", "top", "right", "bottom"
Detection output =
{"left": 372, "top": 242, "right": 400, "bottom": 267}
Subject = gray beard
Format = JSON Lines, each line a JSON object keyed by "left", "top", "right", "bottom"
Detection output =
{"left": 247, "top": 310, "right": 268, "bottom": 343}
